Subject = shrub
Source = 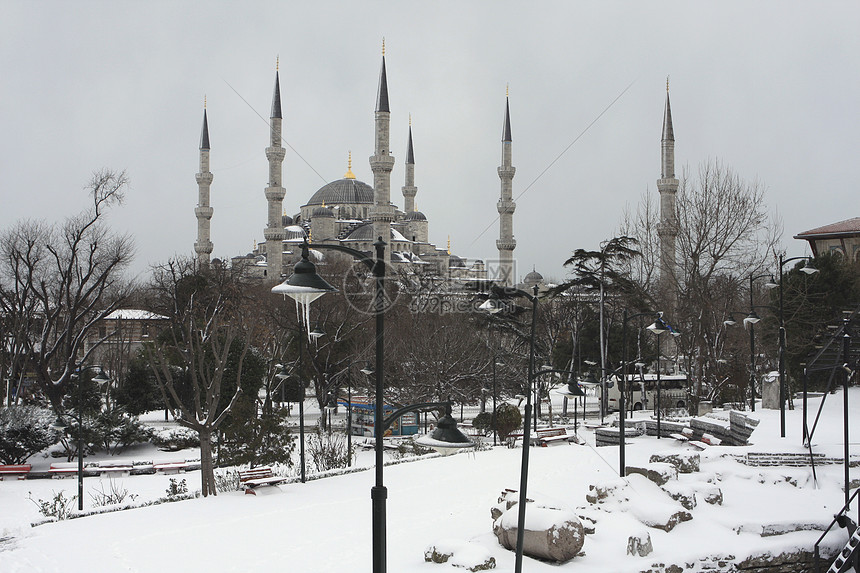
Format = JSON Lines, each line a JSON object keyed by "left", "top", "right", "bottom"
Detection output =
{"left": 218, "top": 406, "right": 295, "bottom": 467}
{"left": 214, "top": 468, "right": 241, "bottom": 492}
{"left": 152, "top": 427, "right": 200, "bottom": 451}
{"left": 28, "top": 490, "right": 77, "bottom": 520}
{"left": 165, "top": 478, "right": 189, "bottom": 498}
{"left": 0, "top": 405, "right": 62, "bottom": 464}
{"left": 472, "top": 412, "right": 493, "bottom": 434}
{"left": 90, "top": 479, "right": 138, "bottom": 507}
{"left": 494, "top": 403, "right": 522, "bottom": 441}
{"left": 307, "top": 429, "right": 354, "bottom": 472}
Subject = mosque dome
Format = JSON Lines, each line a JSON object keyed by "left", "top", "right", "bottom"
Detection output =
{"left": 281, "top": 213, "right": 294, "bottom": 226}
{"left": 523, "top": 269, "right": 544, "bottom": 286}
{"left": 311, "top": 206, "right": 335, "bottom": 218}
{"left": 404, "top": 211, "right": 427, "bottom": 221}
{"left": 306, "top": 178, "right": 374, "bottom": 207}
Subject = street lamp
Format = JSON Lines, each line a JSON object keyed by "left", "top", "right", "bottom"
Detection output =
{"left": 275, "top": 363, "right": 308, "bottom": 483}
{"left": 64, "top": 365, "right": 110, "bottom": 511}
{"left": 273, "top": 238, "right": 472, "bottom": 573}
{"left": 620, "top": 310, "right": 672, "bottom": 475}
{"left": 480, "top": 284, "right": 539, "bottom": 573}
{"left": 775, "top": 255, "right": 818, "bottom": 438}
{"left": 646, "top": 316, "right": 674, "bottom": 439}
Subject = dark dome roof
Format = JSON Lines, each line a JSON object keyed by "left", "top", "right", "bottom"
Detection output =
{"left": 524, "top": 269, "right": 544, "bottom": 284}
{"left": 404, "top": 211, "right": 427, "bottom": 221}
{"left": 306, "top": 178, "right": 374, "bottom": 207}
{"left": 312, "top": 206, "right": 334, "bottom": 218}
{"left": 282, "top": 214, "right": 294, "bottom": 226}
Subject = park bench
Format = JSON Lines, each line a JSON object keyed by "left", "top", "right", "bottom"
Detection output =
{"left": 49, "top": 462, "right": 79, "bottom": 477}
{"left": 153, "top": 461, "right": 190, "bottom": 475}
{"left": 96, "top": 461, "right": 133, "bottom": 478}
{"left": 239, "top": 466, "right": 287, "bottom": 495}
{"left": 0, "top": 464, "right": 32, "bottom": 480}
{"left": 533, "top": 428, "right": 575, "bottom": 447}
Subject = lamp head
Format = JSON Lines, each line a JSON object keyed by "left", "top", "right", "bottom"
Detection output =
{"left": 647, "top": 320, "right": 669, "bottom": 335}
{"left": 271, "top": 241, "right": 337, "bottom": 303}
{"left": 414, "top": 406, "right": 473, "bottom": 455}
{"left": 743, "top": 310, "right": 761, "bottom": 326}
{"left": 360, "top": 362, "right": 374, "bottom": 376}
{"left": 800, "top": 263, "right": 819, "bottom": 275}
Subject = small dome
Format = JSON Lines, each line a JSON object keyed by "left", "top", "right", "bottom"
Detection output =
{"left": 306, "top": 178, "right": 374, "bottom": 207}
{"left": 449, "top": 255, "right": 466, "bottom": 268}
{"left": 523, "top": 269, "right": 544, "bottom": 285}
{"left": 282, "top": 213, "right": 294, "bottom": 226}
{"left": 312, "top": 206, "right": 334, "bottom": 218}
{"left": 404, "top": 211, "right": 427, "bottom": 221}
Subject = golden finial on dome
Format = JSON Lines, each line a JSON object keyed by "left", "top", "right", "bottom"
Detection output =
{"left": 447, "top": 235, "right": 451, "bottom": 255}
{"left": 309, "top": 228, "right": 313, "bottom": 244}
{"left": 344, "top": 151, "right": 356, "bottom": 179}
{"left": 322, "top": 201, "right": 326, "bottom": 208}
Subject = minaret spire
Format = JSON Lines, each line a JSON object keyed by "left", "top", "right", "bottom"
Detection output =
{"left": 402, "top": 114, "right": 417, "bottom": 213}
{"left": 496, "top": 88, "right": 516, "bottom": 286}
{"left": 194, "top": 101, "right": 214, "bottom": 266}
{"left": 657, "top": 78, "right": 679, "bottom": 308}
{"left": 370, "top": 41, "right": 395, "bottom": 264}
{"left": 263, "top": 61, "right": 286, "bottom": 281}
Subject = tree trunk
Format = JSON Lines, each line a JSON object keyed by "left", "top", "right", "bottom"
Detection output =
{"left": 199, "top": 427, "right": 216, "bottom": 497}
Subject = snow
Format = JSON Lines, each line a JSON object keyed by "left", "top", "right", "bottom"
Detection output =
{"left": 2, "top": 391, "right": 859, "bottom": 571}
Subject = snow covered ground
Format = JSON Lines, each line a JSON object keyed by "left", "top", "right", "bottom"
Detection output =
{"left": 1, "top": 390, "right": 858, "bottom": 572}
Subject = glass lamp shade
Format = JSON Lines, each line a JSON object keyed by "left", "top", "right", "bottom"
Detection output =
{"left": 557, "top": 383, "right": 585, "bottom": 397}
{"left": 271, "top": 243, "right": 337, "bottom": 303}
{"left": 478, "top": 298, "right": 502, "bottom": 314}
{"left": 800, "top": 265, "right": 819, "bottom": 275}
{"left": 646, "top": 320, "right": 669, "bottom": 335}
{"left": 743, "top": 311, "right": 761, "bottom": 326}
{"left": 414, "top": 414, "right": 473, "bottom": 456}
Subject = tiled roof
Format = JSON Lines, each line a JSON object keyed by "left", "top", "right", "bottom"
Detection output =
{"left": 795, "top": 217, "right": 860, "bottom": 238}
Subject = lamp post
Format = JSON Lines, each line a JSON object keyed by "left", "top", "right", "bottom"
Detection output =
{"left": 480, "top": 284, "right": 540, "bottom": 573}
{"left": 276, "top": 362, "right": 308, "bottom": 482}
{"left": 775, "top": 255, "right": 818, "bottom": 437}
{"left": 273, "top": 238, "right": 472, "bottom": 573}
{"left": 620, "top": 310, "right": 671, "bottom": 474}
{"left": 745, "top": 273, "right": 776, "bottom": 412}
{"left": 645, "top": 316, "right": 674, "bottom": 439}
{"left": 68, "top": 365, "right": 110, "bottom": 511}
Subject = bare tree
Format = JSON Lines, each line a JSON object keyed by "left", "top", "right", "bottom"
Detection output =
{"left": 144, "top": 258, "right": 253, "bottom": 497}
{"left": 0, "top": 170, "right": 134, "bottom": 410}
{"left": 621, "top": 159, "right": 780, "bottom": 409}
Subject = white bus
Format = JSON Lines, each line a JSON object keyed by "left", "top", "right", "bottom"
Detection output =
{"left": 605, "top": 373, "right": 688, "bottom": 414}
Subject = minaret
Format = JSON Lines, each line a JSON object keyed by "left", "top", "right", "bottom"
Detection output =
{"left": 401, "top": 114, "right": 417, "bottom": 213}
{"left": 370, "top": 41, "right": 395, "bottom": 264}
{"left": 657, "top": 78, "right": 679, "bottom": 306}
{"left": 496, "top": 88, "right": 516, "bottom": 286}
{"left": 263, "top": 60, "right": 286, "bottom": 282}
{"left": 194, "top": 100, "right": 214, "bottom": 267}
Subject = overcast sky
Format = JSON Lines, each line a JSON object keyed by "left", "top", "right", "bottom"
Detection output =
{"left": 1, "top": 1, "right": 858, "bottom": 284}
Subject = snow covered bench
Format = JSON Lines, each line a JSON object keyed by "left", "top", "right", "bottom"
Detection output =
{"left": 239, "top": 466, "right": 287, "bottom": 494}
{"left": 153, "top": 461, "right": 189, "bottom": 475}
{"left": 50, "top": 462, "right": 80, "bottom": 477}
{"left": 533, "top": 428, "right": 575, "bottom": 447}
{"left": 0, "top": 464, "right": 31, "bottom": 480}
{"left": 96, "top": 461, "right": 133, "bottom": 478}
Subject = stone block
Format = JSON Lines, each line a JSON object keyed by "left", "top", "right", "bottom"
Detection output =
{"left": 650, "top": 452, "right": 701, "bottom": 473}
{"left": 626, "top": 462, "right": 678, "bottom": 486}
{"left": 627, "top": 530, "right": 653, "bottom": 557}
{"left": 493, "top": 506, "right": 585, "bottom": 563}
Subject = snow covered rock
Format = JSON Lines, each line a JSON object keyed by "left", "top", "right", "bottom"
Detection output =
{"left": 493, "top": 505, "right": 585, "bottom": 562}
{"left": 626, "top": 529, "right": 653, "bottom": 556}
{"left": 625, "top": 462, "right": 678, "bottom": 486}
{"left": 649, "top": 452, "right": 700, "bottom": 473}
{"left": 660, "top": 482, "right": 696, "bottom": 510}
{"left": 425, "top": 540, "right": 497, "bottom": 571}
{"left": 586, "top": 479, "right": 628, "bottom": 504}
{"left": 630, "top": 500, "right": 692, "bottom": 532}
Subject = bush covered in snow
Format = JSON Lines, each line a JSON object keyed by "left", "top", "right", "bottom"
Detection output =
{"left": 0, "top": 405, "right": 61, "bottom": 464}
{"left": 152, "top": 427, "right": 200, "bottom": 451}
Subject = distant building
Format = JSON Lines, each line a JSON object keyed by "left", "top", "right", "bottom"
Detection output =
{"left": 794, "top": 217, "right": 860, "bottom": 262}
{"left": 195, "top": 49, "right": 503, "bottom": 286}
{"left": 83, "top": 309, "right": 167, "bottom": 367}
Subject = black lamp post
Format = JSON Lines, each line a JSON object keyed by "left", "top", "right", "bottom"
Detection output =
{"left": 775, "top": 255, "right": 818, "bottom": 437}
{"left": 646, "top": 316, "right": 671, "bottom": 439}
{"left": 480, "top": 284, "right": 540, "bottom": 573}
{"left": 273, "top": 238, "right": 472, "bottom": 573}
{"left": 67, "top": 365, "right": 109, "bottom": 511}
{"left": 620, "top": 310, "right": 671, "bottom": 474}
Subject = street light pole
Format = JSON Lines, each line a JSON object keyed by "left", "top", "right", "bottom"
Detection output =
{"left": 776, "top": 255, "right": 818, "bottom": 438}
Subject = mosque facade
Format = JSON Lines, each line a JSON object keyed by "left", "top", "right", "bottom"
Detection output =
{"left": 195, "top": 51, "right": 516, "bottom": 286}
